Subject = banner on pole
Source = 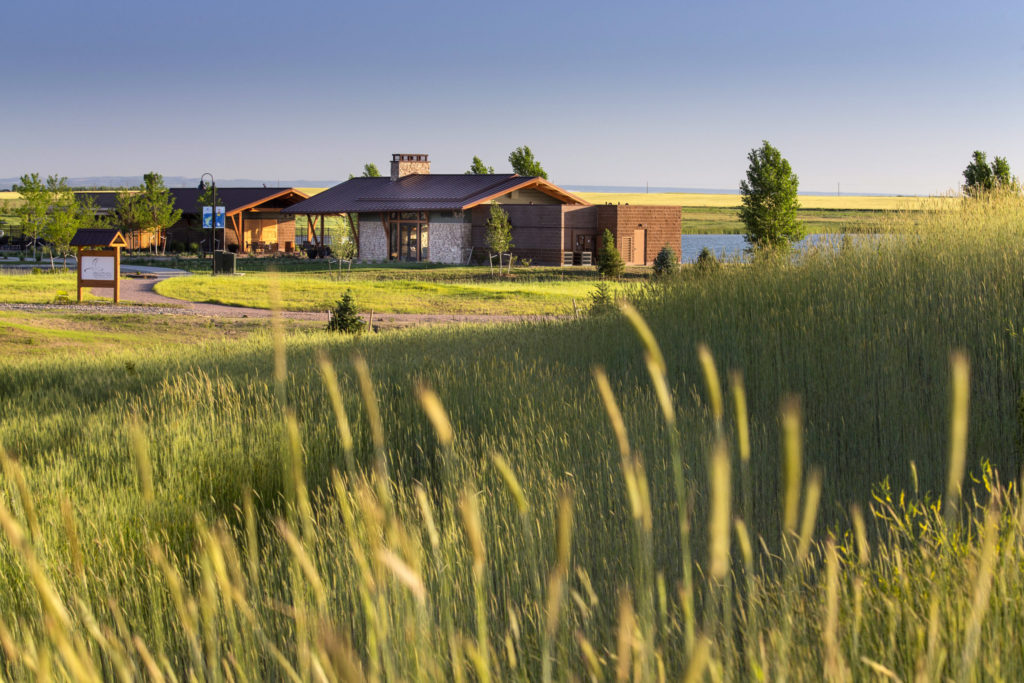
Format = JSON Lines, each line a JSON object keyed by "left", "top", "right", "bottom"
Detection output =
{"left": 202, "top": 206, "right": 226, "bottom": 229}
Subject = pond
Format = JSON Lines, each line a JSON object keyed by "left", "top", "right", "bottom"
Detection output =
{"left": 679, "top": 233, "right": 858, "bottom": 263}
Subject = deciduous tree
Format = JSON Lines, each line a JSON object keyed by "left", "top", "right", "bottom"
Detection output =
{"left": 738, "top": 140, "right": 804, "bottom": 250}
{"left": 466, "top": 156, "right": 494, "bottom": 175}
{"left": 484, "top": 201, "right": 514, "bottom": 274}
{"left": 963, "top": 151, "right": 1017, "bottom": 195}
{"left": 362, "top": 163, "right": 381, "bottom": 178}
{"left": 12, "top": 173, "right": 51, "bottom": 256}
{"left": 508, "top": 146, "right": 547, "bottom": 179}
{"left": 131, "top": 173, "right": 181, "bottom": 254}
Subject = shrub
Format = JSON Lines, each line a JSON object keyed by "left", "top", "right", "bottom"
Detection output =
{"left": 695, "top": 247, "right": 720, "bottom": 275}
{"left": 325, "top": 290, "right": 366, "bottom": 334}
{"left": 588, "top": 280, "right": 617, "bottom": 316}
{"left": 597, "top": 229, "right": 625, "bottom": 278}
{"left": 652, "top": 246, "right": 678, "bottom": 277}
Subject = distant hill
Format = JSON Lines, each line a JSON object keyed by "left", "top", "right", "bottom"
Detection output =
{"left": 0, "top": 176, "right": 342, "bottom": 191}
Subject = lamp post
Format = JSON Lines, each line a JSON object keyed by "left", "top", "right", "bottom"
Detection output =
{"left": 198, "top": 173, "right": 217, "bottom": 272}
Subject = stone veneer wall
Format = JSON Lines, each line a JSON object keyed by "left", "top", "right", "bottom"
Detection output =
{"left": 428, "top": 213, "right": 471, "bottom": 264}
{"left": 358, "top": 216, "right": 387, "bottom": 261}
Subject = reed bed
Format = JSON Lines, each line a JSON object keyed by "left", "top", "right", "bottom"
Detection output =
{"left": 0, "top": 192, "right": 1023, "bottom": 679}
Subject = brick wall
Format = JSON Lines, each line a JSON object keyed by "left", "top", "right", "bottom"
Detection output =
{"left": 597, "top": 205, "right": 681, "bottom": 264}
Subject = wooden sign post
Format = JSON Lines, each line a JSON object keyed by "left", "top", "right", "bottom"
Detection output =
{"left": 71, "top": 229, "right": 128, "bottom": 303}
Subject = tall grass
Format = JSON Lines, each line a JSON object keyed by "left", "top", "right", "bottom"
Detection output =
{"left": 0, "top": 191, "right": 1023, "bottom": 678}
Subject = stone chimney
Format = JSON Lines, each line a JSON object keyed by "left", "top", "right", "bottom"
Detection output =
{"left": 390, "top": 153, "right": 431, "bottom": 181}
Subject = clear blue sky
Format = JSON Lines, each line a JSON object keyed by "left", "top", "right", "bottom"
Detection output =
{"left": 2, "top": 0, "right": 1022, "bottom": 194}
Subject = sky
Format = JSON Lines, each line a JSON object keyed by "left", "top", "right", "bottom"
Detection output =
{"left": 1, "top": 0, "right": 1022, "bottom": 195}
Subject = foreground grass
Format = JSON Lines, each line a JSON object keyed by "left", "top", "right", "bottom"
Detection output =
{"left": 0, "top": 192, "right": 1023, "bottom": 678}
{"left": 154, "top": 271, "right": 617, "bottom": 314}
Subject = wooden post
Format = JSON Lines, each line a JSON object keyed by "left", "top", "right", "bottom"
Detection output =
{"left": 76, "top": 246, "right": 83, "bottom": 302}
{"left": 320, "top": 215, "right": 325, "bottom": 251}
{"left": 114, "top": 246, "right": 121, "bottom": 303}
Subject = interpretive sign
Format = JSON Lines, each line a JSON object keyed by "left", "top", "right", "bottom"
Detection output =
{"left": 81, "top": 255, "right": 116, "bottom": 281}
{"left": 71, "top": 228, "right": 128, "bottom": 303}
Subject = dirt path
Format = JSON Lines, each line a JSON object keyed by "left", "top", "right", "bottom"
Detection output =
{"left": 3, "top": 275, "right": 558, "bottom": 330}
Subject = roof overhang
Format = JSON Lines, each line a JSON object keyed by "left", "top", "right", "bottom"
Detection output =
{"left": 461, "top": 177, "right": 590, "bottom": 209}
{"left": 226, "top": 188, "right": 310, "bottom": 216}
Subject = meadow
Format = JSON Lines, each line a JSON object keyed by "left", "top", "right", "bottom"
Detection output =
{"left": 0, "top": 193, "right": 1023, "bottom": 679}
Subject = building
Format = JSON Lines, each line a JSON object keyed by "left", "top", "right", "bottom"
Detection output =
{"left": 284, "top": 154, "right": 681, "bottom": 266}
{"left": 76, "top": 187, "right": 311, "bottom": 253}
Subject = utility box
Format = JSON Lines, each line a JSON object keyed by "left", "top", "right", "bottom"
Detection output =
{"left": 214, "top": 250, "right": 236, "bottom": 275}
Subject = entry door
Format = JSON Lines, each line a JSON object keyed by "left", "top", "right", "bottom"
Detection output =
{"left": 633, "top": 229, "right": 647, "bottom": 265}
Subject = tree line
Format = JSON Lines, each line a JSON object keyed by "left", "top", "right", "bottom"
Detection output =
{"left": 1, "top": 172, "right": 182, "bottom": 264}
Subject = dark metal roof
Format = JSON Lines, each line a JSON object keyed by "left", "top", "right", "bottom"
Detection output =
{"left": 283, "top": 174, "right": 587, "bottom": 214}
{"left": 75, "top": 188, "right": 309, "bottom": 215}
{"left": 70, "top": 228, "right": 127, "bottom": 247}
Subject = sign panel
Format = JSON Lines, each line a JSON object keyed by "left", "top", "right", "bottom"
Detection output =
{"left": 202, "top": 206, "right": 226, "bottom": 229}
{"left": 81, "top": 255, "right": 116, "bottom": 281}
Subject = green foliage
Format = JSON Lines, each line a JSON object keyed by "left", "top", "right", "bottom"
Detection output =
{"left": 484, "top": 201, "right": 514, "bottom": 254}
{"left": 115, "top": 172, "right": 182, "bottom": 253}
{"left": 12, "top": 173, "right": 66, "bottom": 253}
{"left": 325, "top": 290, "right": 366, "bottom": 334}
{"left": 963, "top": 150, "right": 1018, "bottom": 195}
{"left": 587, "top": 280, "right": 617, "bottom": 315}
{"left": 362, "top": 163, "right": 382, "bottom": 178}
{"left": 466, "top": 156, "right": 494, "bottom": 175}
{"left": 597, "top": 228, "right": 625, "bottom": 278}
{"left": 695, "top": 246, "right": 721, "bottom": 275}
{"left": 507, "top": 145, "right": 548, "bottom": 179}
{"left": 739, "top": 140, "right": 804, "bottom": 250}
{"left": 652, "top": 246, "right": 678, "bottom": 277}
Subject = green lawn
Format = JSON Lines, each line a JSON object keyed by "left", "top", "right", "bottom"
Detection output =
{"left": 154, "top": 271, "right": 622, "bottom": 314}
{"left": 0, "top": 271, "right": 101, "bottom": 303}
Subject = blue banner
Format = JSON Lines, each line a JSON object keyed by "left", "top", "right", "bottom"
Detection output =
{"left": 202, "top": 206, "right": 226, "bottom": 229}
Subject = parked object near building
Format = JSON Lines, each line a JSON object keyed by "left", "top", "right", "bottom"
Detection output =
{"left": 285, "top": 153, "right": 682, "bottom": 266}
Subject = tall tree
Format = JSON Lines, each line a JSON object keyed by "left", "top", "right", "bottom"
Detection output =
{"left": 113, "top": 190, "right": 143, "bottom": 248}
{"left": 12, "top": 173, "right": 51, "bottom": 256}
{"left": 47, "top": 194, "right": 102, "bottom": 269}
{"left": 964, "top": 151, "right": 1018, "bottom": 196}
{"left": 508, "top": 146, "right": 548, "bottom": 179}
{"left": 133, "top": 173, "right": 181, "bottom": 254}
{"left": 362, "top": 163, "right": 382, "bottom": 178}
{"left": 466, "top": 156, "right": 494, "bottom": 175}
{"left": 738, "top": 140, "right": 804, "bottom": 250}
{"left": 963, "top": 151, "right": 995, "bottom": 195}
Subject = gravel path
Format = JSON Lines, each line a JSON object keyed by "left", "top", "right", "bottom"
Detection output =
{"left": 3, "top": 274, "right": 559, "bottom": 329}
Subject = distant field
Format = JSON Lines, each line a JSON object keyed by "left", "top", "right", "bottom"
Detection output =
{"left": 576, "top": 191, "right": 946, "bottom": 210}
